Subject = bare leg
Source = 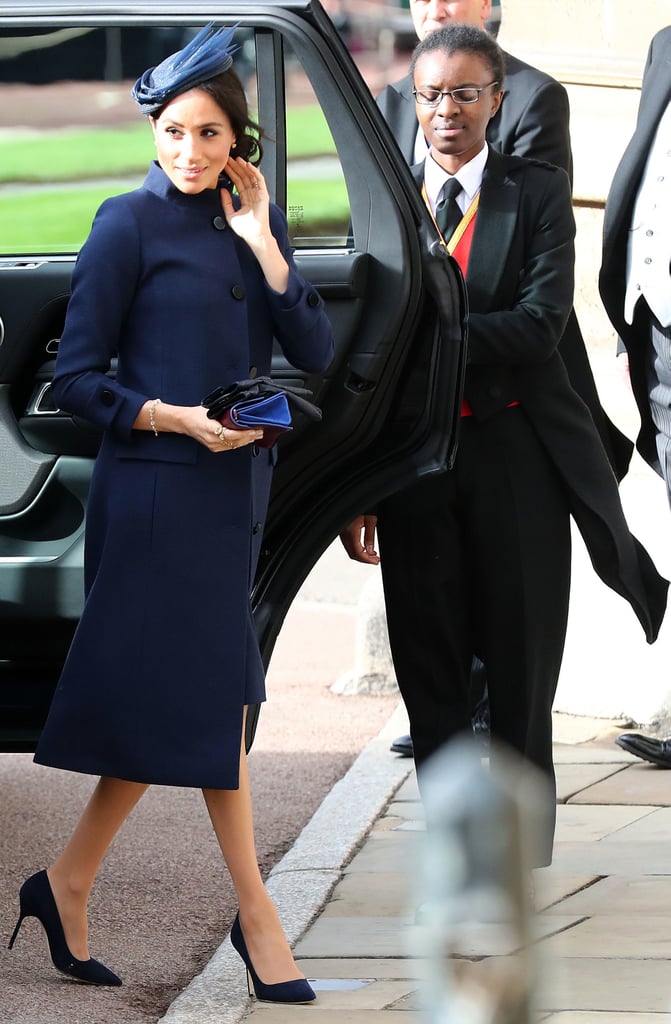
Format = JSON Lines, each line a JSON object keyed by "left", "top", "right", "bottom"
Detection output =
{"left": 47, "top": 777, "right": 148, "bottom": 960}
{"left": 202, "top": 711, "right": 303, "bottom": 985}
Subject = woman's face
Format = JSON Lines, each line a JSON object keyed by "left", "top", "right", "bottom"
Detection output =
{"left": 414, "top": 49, "right": 502, "bottom": 171}
{"left": 151, "top": 88, "right": 236, "bottom": 193}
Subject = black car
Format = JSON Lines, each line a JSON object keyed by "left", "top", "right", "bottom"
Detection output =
{"left": 0, "top": 0, "right": 466, "bottom": 751}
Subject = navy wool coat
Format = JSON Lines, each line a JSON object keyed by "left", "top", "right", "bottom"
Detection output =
{"left": 34, "top": 162, "right": 334, "bottom": 789}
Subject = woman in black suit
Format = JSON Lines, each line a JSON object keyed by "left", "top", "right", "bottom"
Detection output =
{"left": 8, "top": 25, "right": 333, "bottom": 1000}
{"left": 344, "top": 24, "right": 667, "bottom": 867}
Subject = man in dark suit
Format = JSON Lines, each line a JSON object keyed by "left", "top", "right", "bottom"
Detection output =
{"left": 600, "top": 25, "right": 671, "bottom": 769}
{"left": 373, "top": 0, "right": 632, "bottom": 759}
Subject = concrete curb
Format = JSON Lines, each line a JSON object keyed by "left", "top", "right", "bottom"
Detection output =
{"left": 158, "top": 702, "right": 413, "bottom": 1024}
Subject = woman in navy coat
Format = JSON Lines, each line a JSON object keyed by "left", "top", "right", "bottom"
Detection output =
{"left": 9, "top": 26, "right": 333, "bottom": 1001}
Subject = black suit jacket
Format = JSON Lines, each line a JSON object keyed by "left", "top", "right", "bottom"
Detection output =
{"left": 378, "top": 52, "right": 633, "bottom": 478}
{"left": 599, "top": 25, "right": 671, "bottom": 472}
{"left": 413, "top": 149, "right": 667, "bottom": 643}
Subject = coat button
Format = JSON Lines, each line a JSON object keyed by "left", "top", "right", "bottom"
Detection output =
{"left": 100, "top": 388, "right": 115, "bottom": 406}
{"left": 251, "top": 444, "right": 260, "bottom": 457}
{"left": 252, "top": 521, "right": 263, "bottom": 534}
{"left": 231, "top": 285, "right": 245, "bottom": 300}
{"left": 213, "top": 216, "right": 226, "bottom": 230}
{"left": 307, "top": 291, "right": 320, "bottom": 307}
{"left": 249, "top": 366, "right": 258, "bottom": 378}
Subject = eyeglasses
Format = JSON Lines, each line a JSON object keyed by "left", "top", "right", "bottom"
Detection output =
{"left": 413, "top": 82, "right": 500, "bottom": 106}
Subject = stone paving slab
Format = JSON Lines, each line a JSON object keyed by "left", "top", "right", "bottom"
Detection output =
{"left": 392, "top": 774, "right": 420, "bottom": 802}
{"left": 539, "top": 914, "right": 671, "bottom": 959}
{"left": 296, "top": 957, "right": 423, "bottom": 981}
{"left": 552, "top": 744, "right": 637, "bottom": 765}
{"left": 248, "top": 1011, "right": 422, "bottom": 1022}
{"left": 535, "top": 873, "right": 600, "bottom": 911}
{"left": 541, "top": 874, "right": 671, "bottom": 916}
{"left": 568, "top": 764, "right": 671, "bottom": 806}
{"left": 294, "top": 979, "right": 419, "bottom": 1011}
{"left": 599, "top": 806, "right": 671, "bottom": 840}
{"left": 543, "top": 1014, "right": 671, "bottom": 1023}
{"left": 296, "top": 915, "right": 416, "bottom": 959}
{"left": 537, "top": 957, "right": 671, "bottom": 1014}
{"left": 233, "top": 722, "right": 671, "bottom": 1023}
{"left": 386, "top": 800, "right": 424, "bottom": 820}
{"left": 554, "top": 803, "right": 655, "bottom": 841}
{"left": 322, "top": 871, "right": 413, "bottom": 917}
{"left": 555, "top": 763, "right": 628, "bottom": 801}
{"left": 390, "top": 819, "right": 424, "bottom": 832}
{"left": 549, "top": 839, "right": 671, "bottom": 876}
{"left": 344, "top": 829, "right": 421, "bottom": 874}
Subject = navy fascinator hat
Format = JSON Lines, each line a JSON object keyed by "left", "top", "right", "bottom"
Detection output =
{"left": 131, "top": 23, "right": 239, "bottom": 115}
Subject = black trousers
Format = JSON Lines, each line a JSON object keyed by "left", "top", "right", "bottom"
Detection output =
{"left": 377, "top": 408, "right": 571, "bottom": 865}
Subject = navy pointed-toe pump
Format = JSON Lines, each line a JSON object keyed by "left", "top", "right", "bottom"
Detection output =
{"left": 8, "top": 870, "right": 122, "bottom": 987}
{"left": 230, "top": 912, "right": 315, "bottom": 1004}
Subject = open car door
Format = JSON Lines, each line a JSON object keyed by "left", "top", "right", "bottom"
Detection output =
{"left": 0, "top": 0, "right": 467, "bottom": 750}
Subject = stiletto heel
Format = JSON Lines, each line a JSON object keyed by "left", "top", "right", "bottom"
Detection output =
{"left": 8, "top": 913, "right": 26, "bottom": 950}
{"left": 8, "top": 870, "right": 122, "bottom": 987}
{"left": 230, "top": 912, "right": 315, "bottom": 1004}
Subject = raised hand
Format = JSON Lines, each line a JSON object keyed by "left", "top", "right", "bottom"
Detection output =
{"left": 220, "top": 156, "right": 270, "bottom": 245}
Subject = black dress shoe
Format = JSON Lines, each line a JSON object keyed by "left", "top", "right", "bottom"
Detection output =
{"left": 615, "top": 732, "right": 671, "bottom": 768}
{"left": 390, "top": 733, "right": 413, "bottom": 757}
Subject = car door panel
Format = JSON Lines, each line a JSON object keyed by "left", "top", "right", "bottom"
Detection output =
{"left": 0, "top": 1, "right": 466, "bottom": 752}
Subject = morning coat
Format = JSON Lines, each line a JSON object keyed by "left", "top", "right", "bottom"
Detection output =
{"left": 34, "top": 161, "right": 334, "bottom": 789}
{"left": 600, "top": 25, "right": 671, "bottom": 474}
{"left": 416, "top": 149, "right": 667, "bottom": 641}
{"left": 378, "top": 53, "right": 633, "bottom": 478}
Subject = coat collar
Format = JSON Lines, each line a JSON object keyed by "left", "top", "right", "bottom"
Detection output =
{"left": 466, "top": 148, "right": 520, "bottom": 309}
{"left": 638, "top": 47, "right": 671, "bottom": 143}
{"left": 414, "top": 147, "right": 520, "bottom": 308}
{"left": 143, "top": 160, "right": 232, "bottom": 212}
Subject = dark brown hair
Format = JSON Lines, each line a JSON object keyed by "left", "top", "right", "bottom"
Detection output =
{"left": 151, "top": 67, "right": 265, "bottom": 164}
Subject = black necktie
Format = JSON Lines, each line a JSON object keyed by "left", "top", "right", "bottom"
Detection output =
{"left": 435, "top": 178, "right": 463, "bottom": 240}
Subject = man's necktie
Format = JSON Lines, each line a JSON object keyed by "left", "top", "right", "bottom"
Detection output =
{"left": 435, "top": 177, "right": 463, "bottom": 240}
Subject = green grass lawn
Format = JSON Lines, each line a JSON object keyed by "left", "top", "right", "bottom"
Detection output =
{"left": 0, "top": 177, "right": 351, "bottom": 254}
{"left": 1, "top": 105, "right": 348, "bottom": 252}
{"left": 1, "top": 124, "right": 153, "bottom": 184}
{"left": 0, "top": 184, "right": 137, "bottom": 252}
{"left": 0, "top": 106, "right": 336, "bottom": 184}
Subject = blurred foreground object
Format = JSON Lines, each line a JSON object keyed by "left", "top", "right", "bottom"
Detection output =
{"left": 415, "top": 737, "right": 551, "bottom": 1024}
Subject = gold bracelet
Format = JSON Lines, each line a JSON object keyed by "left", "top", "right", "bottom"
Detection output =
{"left": 148, "top": 398, "right": 161, "bottom": 437}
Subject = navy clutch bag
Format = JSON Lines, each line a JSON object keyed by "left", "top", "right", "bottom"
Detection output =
{"left": 202, "top": 377, "right": 322, "bottom": 448}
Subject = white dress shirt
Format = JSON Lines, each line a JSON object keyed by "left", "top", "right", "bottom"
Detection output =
{"left": 624, "top": 99, "right": 671, "bottom": 327}
{"left": 423, "top": 143, "right": 488, "bottom": 218}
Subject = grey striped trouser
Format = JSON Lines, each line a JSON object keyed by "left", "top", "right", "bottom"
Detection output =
{"left": 649, "top": 314, "right": 671, "bottom": 507}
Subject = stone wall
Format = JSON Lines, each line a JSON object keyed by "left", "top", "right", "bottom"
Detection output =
{"left": 499, "top": 0, "right": 669, "bottom": 85}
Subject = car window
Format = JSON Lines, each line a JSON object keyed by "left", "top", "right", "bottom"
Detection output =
{"left": 1, "top": 27, "right": 165, "bottom": 254}
{"left": 0, "top": 24, "right": 351, "bottom": 256}
{"left": 283, "top": 38, "right": 351, "bottom": 248}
